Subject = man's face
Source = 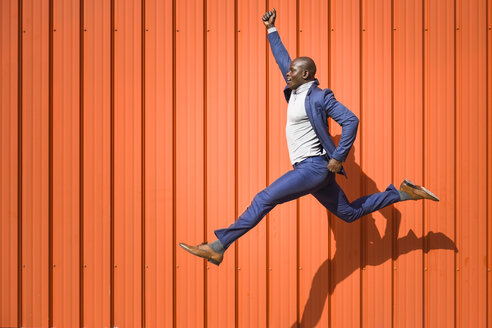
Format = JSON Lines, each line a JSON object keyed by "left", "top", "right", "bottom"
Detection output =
{"left": 286, "top": 60, "right": 307, "bottom": 90}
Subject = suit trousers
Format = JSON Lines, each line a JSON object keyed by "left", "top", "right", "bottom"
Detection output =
{"left": 214, "top": 154, "right": 401, "bottom": 251}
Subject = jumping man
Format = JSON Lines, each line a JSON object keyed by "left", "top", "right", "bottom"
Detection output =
{"left": 179, "top": 9, "right": 439, "bottom": 266}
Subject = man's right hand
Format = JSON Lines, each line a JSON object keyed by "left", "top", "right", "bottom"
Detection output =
{"left": 327, "top": 158, "right": 342, "bottom": 173}
{"left": 262, "top": 8, "right": 276, "bottom": 29}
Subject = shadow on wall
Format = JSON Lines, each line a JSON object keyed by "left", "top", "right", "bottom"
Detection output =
{"left": 290, "top": 136, "right": 457, "bottom": 328}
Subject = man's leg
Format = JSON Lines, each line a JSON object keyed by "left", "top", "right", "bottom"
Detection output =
{"left": 214, "top": 157, "right": 331, "bottom": 250}
{"left": 312, "top": 173, "right": 402, "bottom": 223}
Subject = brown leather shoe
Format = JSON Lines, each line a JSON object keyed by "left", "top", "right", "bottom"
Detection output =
{"left": 400, "top": 179, "right": 440, "bottom": 201}
{"left": 179, "top": 242, "right": 224, "bottom": 266}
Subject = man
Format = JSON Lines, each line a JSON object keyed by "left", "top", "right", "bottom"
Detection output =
{"left": 179, "top": 9, "right": 439, "bottom": 266}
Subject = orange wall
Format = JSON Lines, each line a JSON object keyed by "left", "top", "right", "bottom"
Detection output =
{"left": 0, "top": 0, "right": 491, "bottom": 327}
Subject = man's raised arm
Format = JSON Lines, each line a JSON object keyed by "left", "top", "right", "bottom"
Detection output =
{"left": 262, "top": 9, "right": 291, "bottom": 83}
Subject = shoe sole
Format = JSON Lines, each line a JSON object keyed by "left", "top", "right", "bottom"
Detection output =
{"left": 179, "top": 243, "right": 222, "bottom": 266}
{"left": 207, "top": 258, "right": 221, "bottom": 266}
{"left": 404, "top": 179, "right": 440, "bottom": 201}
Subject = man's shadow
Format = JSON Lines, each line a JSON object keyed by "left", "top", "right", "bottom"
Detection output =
{"left": 291, "top": 137, "right": 457, "bottom": 328}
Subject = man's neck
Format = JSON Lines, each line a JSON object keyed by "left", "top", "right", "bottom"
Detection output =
{"left": 293, "top": 80, "right": 315, "bottom": 94}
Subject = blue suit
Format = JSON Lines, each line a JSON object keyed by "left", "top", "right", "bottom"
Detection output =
{"left": 268, "top": 30, "right": 359, "bottom": 176}
{"left": 214, "top": 30, "right": 401, "bottom": 251}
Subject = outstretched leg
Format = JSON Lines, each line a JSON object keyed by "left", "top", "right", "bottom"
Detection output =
{"left": 312, "top": 174, "right": 401, "bottom": 223}
{"left": 214, "top": 156, "right": 331, "bottom": 250}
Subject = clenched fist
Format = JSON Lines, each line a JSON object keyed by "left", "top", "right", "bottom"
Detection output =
{"left": 327, "top": 158, "right": 342, "bottom": 173}
{"left": 262, "top": 8, "right": 276, "bottom": 29}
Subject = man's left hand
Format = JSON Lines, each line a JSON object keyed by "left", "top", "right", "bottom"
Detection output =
{"left": 327, "top": 158, "right": 342, "bottom": 173}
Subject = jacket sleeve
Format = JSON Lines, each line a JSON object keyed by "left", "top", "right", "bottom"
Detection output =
{"left": 266, "top": 30, "right": 292, "bottom": 83}
{"left": 323, "top": 89, "right": 359, "bottom": 162}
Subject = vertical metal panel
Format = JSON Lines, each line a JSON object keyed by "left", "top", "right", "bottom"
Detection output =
{"left": 205, "top": 0, "right": 236, "bottom": 327}
{"left": 113, "top": 0, "right": 142, "bottom": 326}
{"left": 488, "top": 1, "right": 492, "bottom": 326}
{"left": 82, "top": 0, "right": 112, "bottom": 326}
{"left": 21, "top": 0, "right": 50, "bottom": 326}
{"left": 456, "top": 0, "right": 488, "bottom": 327}
{"left": 144, "top": 0, "right": 174, "bottom": 327}
{"left": 329, "top": 0, "right": 363, "bottom": 326}
{"left": 0, "top": 0, "right": 18, "bottom": 326}
{"left": 361, "top": 0, "right": 394, "bottom": 327}
{"left": 1, "top": 0, "right": 491, "bottom": 326}
{"left": 298, "top": 1, "right": 330, "bottom": 327}
{"left": 266, "top": 1, "right": 297, "bottom": 327}
{"left": 174, "top": 0, "right": 205, "bottom": 326}
{"left": 236, "top": 0, "right": 267, "bottom": 327}
{"left": 424, "top": 0, "right": 456, "bottom": 326}
{"left": 52, "top": 0, "right": 80, "bottom": 326}
{"left": 392, "top": 0, "right": 424, "bottom": 327}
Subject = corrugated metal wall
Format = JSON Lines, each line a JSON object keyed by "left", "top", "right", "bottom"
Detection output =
{"left": 0, "top": 0, "right": 491, "bottom": 327}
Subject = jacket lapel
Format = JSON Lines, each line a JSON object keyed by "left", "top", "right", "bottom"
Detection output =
{"left": 306, "top": 82, "right": 348, "bottom": 178}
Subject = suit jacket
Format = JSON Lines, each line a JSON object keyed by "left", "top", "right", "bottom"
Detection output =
{"left": 267, "top": 30, "right": 359, "bottom": 177}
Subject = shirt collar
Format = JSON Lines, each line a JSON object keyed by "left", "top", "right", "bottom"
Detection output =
{"left": 293, "top": 80, "right": 316, "bottom": 95}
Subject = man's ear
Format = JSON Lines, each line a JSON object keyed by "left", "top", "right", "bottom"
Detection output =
{"left": 302, "top": 70, "right": 310, "bottom": 79}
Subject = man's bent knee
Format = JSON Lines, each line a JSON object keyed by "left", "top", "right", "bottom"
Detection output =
{"left": 336, "top": 210, "right": 363, "bottom": 223}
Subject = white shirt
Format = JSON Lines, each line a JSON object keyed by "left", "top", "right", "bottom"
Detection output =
{"left": 285, "top": 81, "right": 326, "bottom": 165}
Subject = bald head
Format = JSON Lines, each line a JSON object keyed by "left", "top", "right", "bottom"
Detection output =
{"left": 286, "top": 56, "right": 317, "bottom": 90}
{"left": 293, "top": 57, "right": 316, "bottom": 79}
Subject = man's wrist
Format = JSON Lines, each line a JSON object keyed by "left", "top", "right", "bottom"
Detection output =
{"left": 266, "top": 26, "right": 277, "bottom": 33}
